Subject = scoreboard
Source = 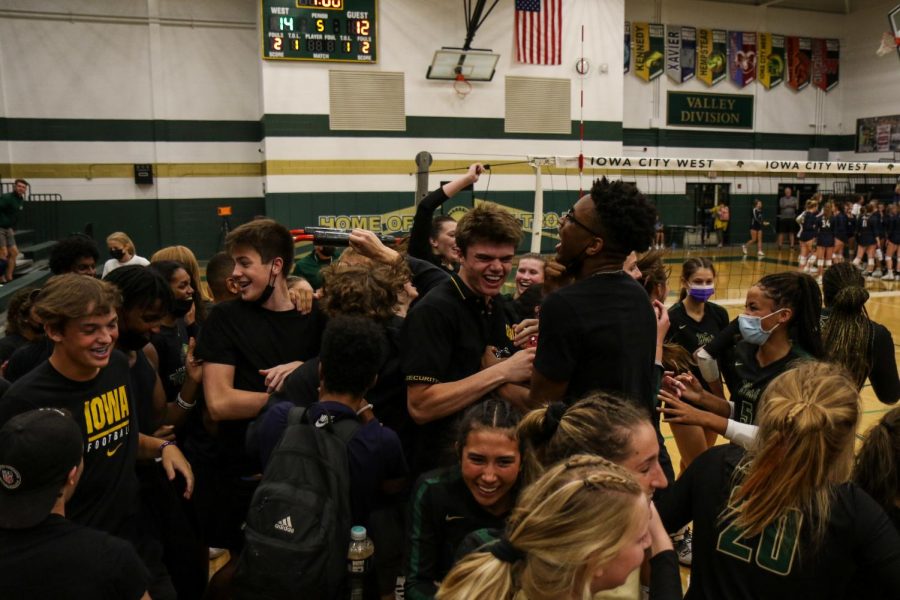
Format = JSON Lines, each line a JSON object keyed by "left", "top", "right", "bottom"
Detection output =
{"left": 262, "top": 0, "right": 376, "bottom": 63}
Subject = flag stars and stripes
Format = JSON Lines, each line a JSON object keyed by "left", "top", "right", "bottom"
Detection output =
{"left": 515, "top": 0, "right": 562, "bottom": 65}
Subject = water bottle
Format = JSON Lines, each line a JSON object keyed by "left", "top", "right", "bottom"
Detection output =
{"left": 347, "top": 525, "right": 375, "bottom": 600}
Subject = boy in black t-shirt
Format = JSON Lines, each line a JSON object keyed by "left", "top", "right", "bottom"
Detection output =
{"left": 0, "top": 408, "right": 150, "bottom": 600}
{"left": 0, "top": 274, "right": 193, "bottom": 600}
{"left": 194, "top": 219, "right": 325, "bottom": 588}
{"left": 531, "top": 178, "right": 659, "bottom": 412}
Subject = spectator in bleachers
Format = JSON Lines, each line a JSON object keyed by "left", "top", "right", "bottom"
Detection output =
{"left": 49, "top": 234, "right": 99, "bottom": 276}
{"left": 102, "top": 232, "right": 149, "bottom": 278}
{"left": 0, "top": 179, "right": 27, "bottom": 284}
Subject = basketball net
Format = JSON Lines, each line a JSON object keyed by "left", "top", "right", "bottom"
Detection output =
{"left": 453, "top": 72, "right": 472, "bottom": 98}
{"left": 876, "top": 31, "right": 900, "bottom": 57}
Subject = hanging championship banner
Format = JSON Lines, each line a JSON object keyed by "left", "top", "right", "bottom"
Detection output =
{"left": 697, "top": 28, "right": 727, "bottom": 86}
{"left": 728, "top": 31, "right": 757, "bottom": 87}
{"left": 812, "top": 38, "right": 840, "bottom": 92}
{"left": 634, "top": 22, "right": 665, "bottom": 81}
{"left": 757, "top": 33, "right": 785, "bottom": 89}
{"left": 624, "top": 21, "right": 631, "bottom": 74}
{"left": 666, "top": 26, "right": 696, "bottom": 83}
{"left": 786, "top": 36, "right": 812, "bottom": 91}
{"left": 681, "top": 27, "right": 696, "bottom": 82}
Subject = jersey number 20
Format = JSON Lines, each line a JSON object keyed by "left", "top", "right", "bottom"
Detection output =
{"left": 716, "top": 489, "right": 803, "bottom": 575}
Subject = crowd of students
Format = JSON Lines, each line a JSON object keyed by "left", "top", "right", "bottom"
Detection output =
{"left": 0, "top": 167, "right": 898, "bottom": 599}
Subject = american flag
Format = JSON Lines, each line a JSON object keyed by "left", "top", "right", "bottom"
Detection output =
{"left": 515, "top": 0, "right": 562, "bottom": 65}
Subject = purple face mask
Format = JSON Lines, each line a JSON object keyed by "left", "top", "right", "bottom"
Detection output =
{"left": 688, "top": 285, "right": 715, "bottom": 302}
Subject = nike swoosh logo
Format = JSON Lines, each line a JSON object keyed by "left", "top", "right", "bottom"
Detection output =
{"left": 679, "top": 324, "right": 687, "bottom": 329}
{"left": 106, "top": 443, "right": 123, "bottom": 457}
{"left": 445, "top": 515, "right": 464, "bottom": 522}
{"left": 734, "top": 362, "right": 743, "bottom": 367}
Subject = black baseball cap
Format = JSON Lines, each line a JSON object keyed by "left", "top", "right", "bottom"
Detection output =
{"left": 0, "top": 408, "right": 83, "bottom": 529}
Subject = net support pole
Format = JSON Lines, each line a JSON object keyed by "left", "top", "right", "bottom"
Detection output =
{"left": 414, "top": 151, "right": 433, "bottom": 205}
{"left": 529, "top": 157, "right": 555, "bottom": 253}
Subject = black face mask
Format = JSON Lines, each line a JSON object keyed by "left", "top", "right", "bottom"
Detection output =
{"left": 110, "top": 248, "right": 125, "bottom": 260}
{"left": 171, "top": 298, "right": 193, "bottom": 318}
{"left": 117, "top": 330, "right": 149, "bottom": 351}
{"left": 252, "top": 262, "right": 278, "bottom": 307}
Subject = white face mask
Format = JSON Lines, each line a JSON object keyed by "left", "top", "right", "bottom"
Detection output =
{"left": 738, "top": 308, "right": 785, "bottom": 345}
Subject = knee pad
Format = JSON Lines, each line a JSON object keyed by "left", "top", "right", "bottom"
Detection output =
{"left": 825, "top": 260, "right": 833, "bottom": 268}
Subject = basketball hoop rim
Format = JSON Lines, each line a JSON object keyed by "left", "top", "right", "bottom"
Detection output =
{"left": 453, "top": 74, "right": 472, "bottom": 97}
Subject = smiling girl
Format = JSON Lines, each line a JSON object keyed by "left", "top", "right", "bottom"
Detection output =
{"left": 438, "top": 455, "right": 679, "bottom": 600}
{"left": 406, "top": 398, "right": 522, "bottom": 599}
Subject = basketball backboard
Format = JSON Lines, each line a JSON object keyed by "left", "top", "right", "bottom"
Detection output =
{"left": 890, "top": 4, "right": 900, "bottom": 60}
{"left": 426, "top": 48, "right": 499, "bottom": 81}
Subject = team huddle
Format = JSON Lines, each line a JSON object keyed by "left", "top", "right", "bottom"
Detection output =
{"left": 0, "top": 166, "right": 898, "bottom": 600}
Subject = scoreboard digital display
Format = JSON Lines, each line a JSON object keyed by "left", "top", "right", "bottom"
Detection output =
{"left": 262, "top": 0, "right": 376, "bottom": 63}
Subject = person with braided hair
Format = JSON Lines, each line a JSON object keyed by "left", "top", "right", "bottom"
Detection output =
{"left": 821, "top": 262, "right": 899, "bottom": 404}
{"left": 405, "top": 398, "right": 524, "bottom": 599}
{"left": 517, "top": 393, "right": 668, "bottom": 498}
{"left": 437, "top": 454, "right": 680, "bottom": 600}
{"left": 659, "top": 271, "right": 823, "bottom": 448}
{"left": 657, "top": 362, "right": 900, "bottom": 599}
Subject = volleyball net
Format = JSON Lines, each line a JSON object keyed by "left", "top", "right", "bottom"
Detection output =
{"left": 473, "top": 154, "right": 899, "bottom": 302}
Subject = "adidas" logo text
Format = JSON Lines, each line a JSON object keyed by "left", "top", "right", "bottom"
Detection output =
{"left": 274, "top": 515, "right": 294, "bottom": 534}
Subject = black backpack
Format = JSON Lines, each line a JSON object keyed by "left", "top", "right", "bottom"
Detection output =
{"left": 234, "top": 406, "right": 361, "bottom": 600}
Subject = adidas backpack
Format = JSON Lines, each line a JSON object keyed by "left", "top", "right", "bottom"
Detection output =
{"left": 234, "top": 406, "right": 360, "bottom": 599}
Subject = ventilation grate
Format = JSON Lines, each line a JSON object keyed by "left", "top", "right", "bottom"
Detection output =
{"left": 329, "top": 70, "right": 406, "bottom": 131}
{"left": 505, "top": 76, "right": 571, "bottom": 135}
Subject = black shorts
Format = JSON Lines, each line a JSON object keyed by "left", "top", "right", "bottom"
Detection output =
{"left": 750, "top": 223, "right": 763, "bottom": 231}
{"left": 777, "top": 217, "right": 796, "bottom": 233}
{"left": 799, "top": 232, "right": 816, "bottom": 242}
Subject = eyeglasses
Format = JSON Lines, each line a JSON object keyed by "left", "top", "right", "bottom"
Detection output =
{"left": 561, "top": 207, "right": 602, "bottom": 237}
